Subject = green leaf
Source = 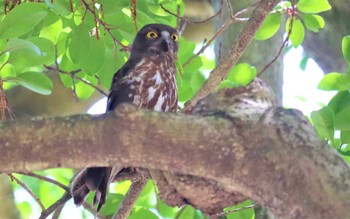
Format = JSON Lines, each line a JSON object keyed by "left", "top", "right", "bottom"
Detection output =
{"left": 79, "top": 37, "right": 106, "bottom": 75}
{"left": 14, "top": 71, "right": 53, "bottom": 95}
{"left": 158, "top": 199, "right": 179, "bottom": 218}
{"left": 226, "top": 63, "right": 256, "bottom": 86}
{"left": 176, "top": 206, "right": 195, "bottom": 219}
{"left": 39, "top": 11, "right": 63, "bottom": 43}
{"left": 255, "top": 13, "right": 281, "bottom": 40}
{"left": 225, "top": 200, "right": 255, "bottom": 219}
{"left": 216, "top": 80, "right": 240, "bottom": 91}
{"left": 129, "top": 207, "right": 158, "bottom": 219}
{"left": 27, "top": 37, "right": 55, "bottom": 65}
{"left": 7, "top": 37, "right": 54, "bottom": 67}
{"left": 342, "top": 36, "right": 350, "bottom": 64}
{"left": 0, "top": 3, "right": 47, "bottom": 39}
{"left": 297, "top": 0, "right": 332, "bottom": 13}
{"left": 75, "top": 74, "right": 98, "bottom": 99}
{"left": 341, "top": 131, "right": 350, "bottom": 144}
{"left": 328, "top": 91, "right": 350, "bottom": 114}
{"left": 190, "top": 71, "right": 206, "bottom": 93}
{"left": 286, "top": 18, "right": 305, "bottom": 47}
{"left": 6, "top": 38, "right": 45, "bottom": 67}
{"left": 318, "top": 72, "right": 350, "bottom": 91}
{"left": 135, "top": 180, "right": 156, "bottom": 209}
{"left": 0, "top": 63, "right": 16, "bottom": 78}
{"left": 68, "top": 24, "right": 91, "bottom": 64}
{"left": 111, "top": 180, "right": 132, "bottom": 196}
{"left": 183, "top": 56, "right": 202, "bottom": 73}
{"left": 302, "top": 14, "right": 325, "bottom": 32}
{"left": 45, "top": 0, "right": 72, "bottom": 16}
{"left": 311, "top": 106, "right": 334, "bottom": 141}
{"left": 97, "top": 47, "right": 124, "bottom": 90}
{"left": 99, "top": 193, "right": 124, "bottom": 218}
{"left": 335, "top": 108, "right": 350, "bottom": 131}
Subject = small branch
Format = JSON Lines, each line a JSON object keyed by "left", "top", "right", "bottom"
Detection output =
{"left": 0, "top": 78, "right": 15, "bottom": 120}
{"left": 44, "top": 65, "right": 108, "bottom": 97}
{"left": 14, "top": 171, "right": 70, "bottom": 191}
{"left": 182, "top": 2, "right": 255, "bottom": 67}
{"left": 184, "top": 0, "right": 280, "bottom": 110}
{"left": 258, "top": 2, "right": 296, "bottom": 77}
{"left": 81, "top": 0, "right": 127, "bottom": 49}
{"left": 52, "top": 205, "right": 64, "bottom": 219}
{"left": 112, "top": 174, "right": 149, "bottom": 219}
{"left": 8, "top": 173, "right": 45, "bottom": 210}
{"left": 39, "top": 192, "right": 71, "bottom": 219}
{"left": 82, "top": 202, "right": 108, "bottom": 219}
{"left": 161, "top": 0, "right": 224, "bottom": 24}
{"left": 130, "top": 0, "right": 138, "bottom": 32}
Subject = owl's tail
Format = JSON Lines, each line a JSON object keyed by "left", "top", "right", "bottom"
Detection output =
{"left": 71, "top": 166, "right": 122, "bottom": 211}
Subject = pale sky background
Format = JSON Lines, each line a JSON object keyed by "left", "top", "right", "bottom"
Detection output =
{"left": 14, "top": 45, "right": 336, "bottom": 218}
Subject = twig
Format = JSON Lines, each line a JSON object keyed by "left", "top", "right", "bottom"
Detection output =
{"left": 130, "top": 0, "right": 138, "bottom": 32}
{"left": 44, "top": 65, "right": 108, "bottom": 97}
{"left": 39, "top": 192, "right": 72, "bottom": 219}
{"left": 8, "top": 173, "right": 45, "bottom": 210}
{"left": 215, "top": 204, "right": 257, "bottom": 217}
{"left": 161, "top": 0, "right": 224, "bottom": 24}
{"left": 182, "top": 1, "right": 255, "bottom": 67}
{"left": 82, "top": 202, "right": 108, "bottom": 219}
{"left": 183, "top": 20, "right": 232, "bottom": 67}
{"left": 14, "top": 171, "right": 70, "bottom": 191}
{"left": 71, "top": 74, "right": 78, "bottom": 101}
{"left": 112, "top": 174, "right": 149, "bottom": 219}
{"left": 52, "top": 205, "right": 64, "bottom": 219}
{"left": 81, "top": 0, "right": 127, "bottom": 49}
{"left": 0, "top": 78, "right": 15, "bottom": 120}
{"left": 257, "top": 2, "right": 296, "bottom": 77}
{"left": 184, "top": 0, "right": 280, "bottom": 111}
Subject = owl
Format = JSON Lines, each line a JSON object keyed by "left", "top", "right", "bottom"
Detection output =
{"left": 71, "top": 23, "right": 179, "bottom": 211}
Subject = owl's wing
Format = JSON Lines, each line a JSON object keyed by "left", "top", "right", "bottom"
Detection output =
{"left": 106, "top": 61, "right": 135, "bottom": 111}
{"left": 71, "top": 62, "right": 134, "bottom": 210}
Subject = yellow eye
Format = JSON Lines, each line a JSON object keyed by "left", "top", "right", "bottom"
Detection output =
{"left": 146, "top": 31, "right": 158, "bottom": 38}
{"left": 171, "top": 34, "right": 179, "bottom": 42}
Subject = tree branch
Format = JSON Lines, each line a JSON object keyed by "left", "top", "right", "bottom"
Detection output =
{"left": 184, "top": 0, "right": 280, "bottom": 110}
{"left": 0, "top": 82, "right": 350, "bottom": 218}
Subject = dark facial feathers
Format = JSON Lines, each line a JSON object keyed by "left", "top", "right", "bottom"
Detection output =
{"left": 130, "top": 23, "right": 178, "bottom": 58}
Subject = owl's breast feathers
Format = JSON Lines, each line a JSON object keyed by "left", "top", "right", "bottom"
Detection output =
{"left": 108, "top": 55, "right": 178, "bottom": 112}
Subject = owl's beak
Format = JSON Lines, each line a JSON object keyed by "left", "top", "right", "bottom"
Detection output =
{"left": 160, "top": 32, "right": 176, "bottom": 54}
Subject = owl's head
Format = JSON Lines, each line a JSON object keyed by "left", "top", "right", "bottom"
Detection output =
{"left": 131, "top": 23, "right": 179, "bottom": 57}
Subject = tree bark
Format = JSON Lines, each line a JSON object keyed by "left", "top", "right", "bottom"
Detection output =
{"left": 1, "top": 82, "right": 349, "bottom": 219}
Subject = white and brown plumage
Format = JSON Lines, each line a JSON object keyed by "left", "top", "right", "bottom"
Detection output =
{"left": 71, "top": 23, "right": 179, "bottom": 210}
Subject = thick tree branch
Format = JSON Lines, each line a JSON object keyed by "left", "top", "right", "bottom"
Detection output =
{"left": 1, "top": 82, "right": 350, "bottom": 218}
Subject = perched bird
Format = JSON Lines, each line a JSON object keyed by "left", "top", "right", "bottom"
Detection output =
{"left": 71, "top": 23, "right": 179, "bottom": 211}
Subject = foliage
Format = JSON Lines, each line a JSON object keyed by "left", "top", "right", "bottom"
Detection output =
{"left": 255, "top": 0, "right": 330, "bottom": 46}
{"left": 311, "top": 35, "right": 350, "bottom": 161}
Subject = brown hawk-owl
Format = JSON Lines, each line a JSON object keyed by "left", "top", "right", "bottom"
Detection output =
{"left": 71, "top": 23, "right": 179, "bottom": 210}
